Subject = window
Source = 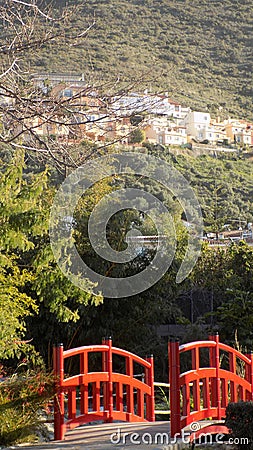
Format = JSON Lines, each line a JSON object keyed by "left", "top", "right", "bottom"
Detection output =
{"left": 63, "top": 89, "right": 73, "bottom": 98}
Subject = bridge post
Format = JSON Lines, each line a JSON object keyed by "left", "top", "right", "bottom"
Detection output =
{"left": 102, "top": 337, "right": 108, "bottom": 417}
{"left": 145, "top": 355, "right": 155, "bottom": 421}
{"left": 249, "top": 352, "right": 253, "bottom": 400}
{"left": 103, "top": 337, "right": 113, "bottom": 423}
{"left": 229, "top": 345, "right": 236, "bottom": 402}
{"left": 126, "top": 352, "right": 134, "bottom": 421}
{"left": 214, "top": 334, "right": 222, "bottom": 419}
{"left": 53, "top": 343, "right": 64, "bottom": 441}
{"left": 209, "top": 334, "right": 217, "bottom": 409}
{"left": 191, "top": 346, "right": 200, "bottom": 413}
{"left": 169, "top": 339, "right": 181, "bottom": 438}
{"left": 80, "top": 349, "right": 88, "bottom": 416}
{"left": 246, "top": 351, "right": 253, "bottom": 401}
{"left": 209, "top": 333, "right": 221, "bottom": 419}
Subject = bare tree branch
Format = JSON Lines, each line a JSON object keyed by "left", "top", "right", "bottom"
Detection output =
{"left": 0, "top": 0, "right": 157, "bottom": 174}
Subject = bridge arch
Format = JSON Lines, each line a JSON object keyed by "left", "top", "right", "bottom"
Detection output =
{"left": 169, "top": 333, "right": 253, "bottom": 437}
{"left": 53, "top": 337, "right": 155, "bottom": 440}
{"left": 53, "top": 334, "right": 253, "bottom": 441}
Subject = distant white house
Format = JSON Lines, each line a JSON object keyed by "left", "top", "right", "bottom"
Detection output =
{"left": 110, "top": 93, "right": 187, "bottom": 118}
{"left": 181, "top": 111, "right": 211, "bottom": 140}
{"left": 159, "top": 126, "right": 187, "bottom": 146}
{"left": 144, "top": 116, "right": 187, "bottom": 145}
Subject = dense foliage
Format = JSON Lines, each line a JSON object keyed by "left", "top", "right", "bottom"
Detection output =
{"left": 0, "top": 368, "right": 54, "bottom": 446}
{"left": 1, "top": 144, "right": 253, "bottom": 372}
{"left": 226, "top": 402, "right": 253, "bottom": 449}
{"left": 0, "top": 149, "right": 101, "bottom": 361}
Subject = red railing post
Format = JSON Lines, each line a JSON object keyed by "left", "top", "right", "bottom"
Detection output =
{"left": 214, "top": 333, "right": 222, "bottom": 419}
{"left": 53, "top": 343, "right": 65, "bottom": 441}
{"left": 249, "top": 352, "right": 253, "bottom": 401}
{"left": 102, "top": 337, "right": 108, "bottom": 417}
{"left": 145, "top": 355, "right": 155, "bottom": 422}
{"left": 229, "top": 347, "right": 237, "bottom": 402}
{"left": 80, "top": 350, "right": 88, "bottom": 415}
{"left": 102, "top": 337, "right": 107, "bottom": 416}
{"left": 68, "top": 388, "right": 76, "bottom": 420}
{"left": 191, "top": 347, "right": 200, "bottom": 413}
{"left": 104, "top": 337, "right": 113, "bottom": 422}
{"left": 209, "top": 334, "right": 217, "bottom": 408}
{"left": 169, "top": 339, "right": 181, "bottom": 438}
{"left": 126, "top": 354, "right": 134, "bottom": 421}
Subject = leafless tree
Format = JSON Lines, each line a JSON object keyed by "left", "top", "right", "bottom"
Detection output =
{"left": 0, "top": 0, "right": 113, "bottom": 172}
{"left": 0, "top": 0, "right": 162, "bottom": 173}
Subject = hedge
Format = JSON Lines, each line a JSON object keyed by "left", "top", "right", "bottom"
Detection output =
{"left": 225, "top": 402, "right": 253, "bottom": 449}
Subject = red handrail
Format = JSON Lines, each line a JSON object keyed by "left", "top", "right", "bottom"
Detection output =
{"left": 169, "top": 334, "right": 253, "bottom": 438}
{"left": 53, "top": 338, "right": 155, "bottom": 440}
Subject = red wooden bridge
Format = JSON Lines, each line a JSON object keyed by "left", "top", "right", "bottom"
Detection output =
{"left": 53, "top": 334, "right": 253, "bottom": 442}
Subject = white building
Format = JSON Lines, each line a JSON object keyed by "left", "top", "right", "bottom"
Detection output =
{"left": 144, "top": 116, "right": 187, "bottom": 145}
{"left": 159, "top": 126, "right": 187, "bottom": 146}
{"left": 181, "top": 111, "right": 211, "bottom": 140}
{"left": 110, "top": 93, "right": 187, "bottom": 118}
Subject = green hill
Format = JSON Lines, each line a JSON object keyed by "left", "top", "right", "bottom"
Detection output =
{"left": 35, "top": 0, "right": 253, "bottom": 120}
{"left": 141, "top": 145, "right": 253, "bottom": 230}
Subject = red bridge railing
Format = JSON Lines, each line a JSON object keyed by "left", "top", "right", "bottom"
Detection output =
{"left": 54, "top": 334, "right": 253, "bottom": 441}
{"left": 53, "top": 338, "right": 155, "bottom": 440}
{"left": 169, "top": 333, "right": 253, "bottom": 437}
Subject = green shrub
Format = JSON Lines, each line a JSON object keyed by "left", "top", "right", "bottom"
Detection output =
{"left": 225, "top": 402, "right": 253, "bottom": 449}
{"left": 155, "top": 386, "right": 170, "bottom": 421}
{"left": 0, "top": 369, "right": 54, "bottom": 446}
{"left": 129, "top": 128, "right": 145, "bottom": 144}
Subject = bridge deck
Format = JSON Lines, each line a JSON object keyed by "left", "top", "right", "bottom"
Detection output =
{"left": 6, "top": 420, "right": 228, "bottom": 449}
{"left": 7, "top": 422, "right": 173, "bottom": 449}
{"left": 64, "top": 421, "right": 171, "bottom": 448}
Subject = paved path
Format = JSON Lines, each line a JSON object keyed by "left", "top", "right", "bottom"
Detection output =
{"left": 6, "top": 420, "right": 227, "bottom": 450}
{"left": 6, "top": 422, "right": 178, "bottom": 450}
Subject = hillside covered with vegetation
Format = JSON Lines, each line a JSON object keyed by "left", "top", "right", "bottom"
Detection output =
{"left": 35, "top": 0, "right": 253, "bottom": 120}
{"left": 155, "top": 147, "right": 253, "bottom": 231}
